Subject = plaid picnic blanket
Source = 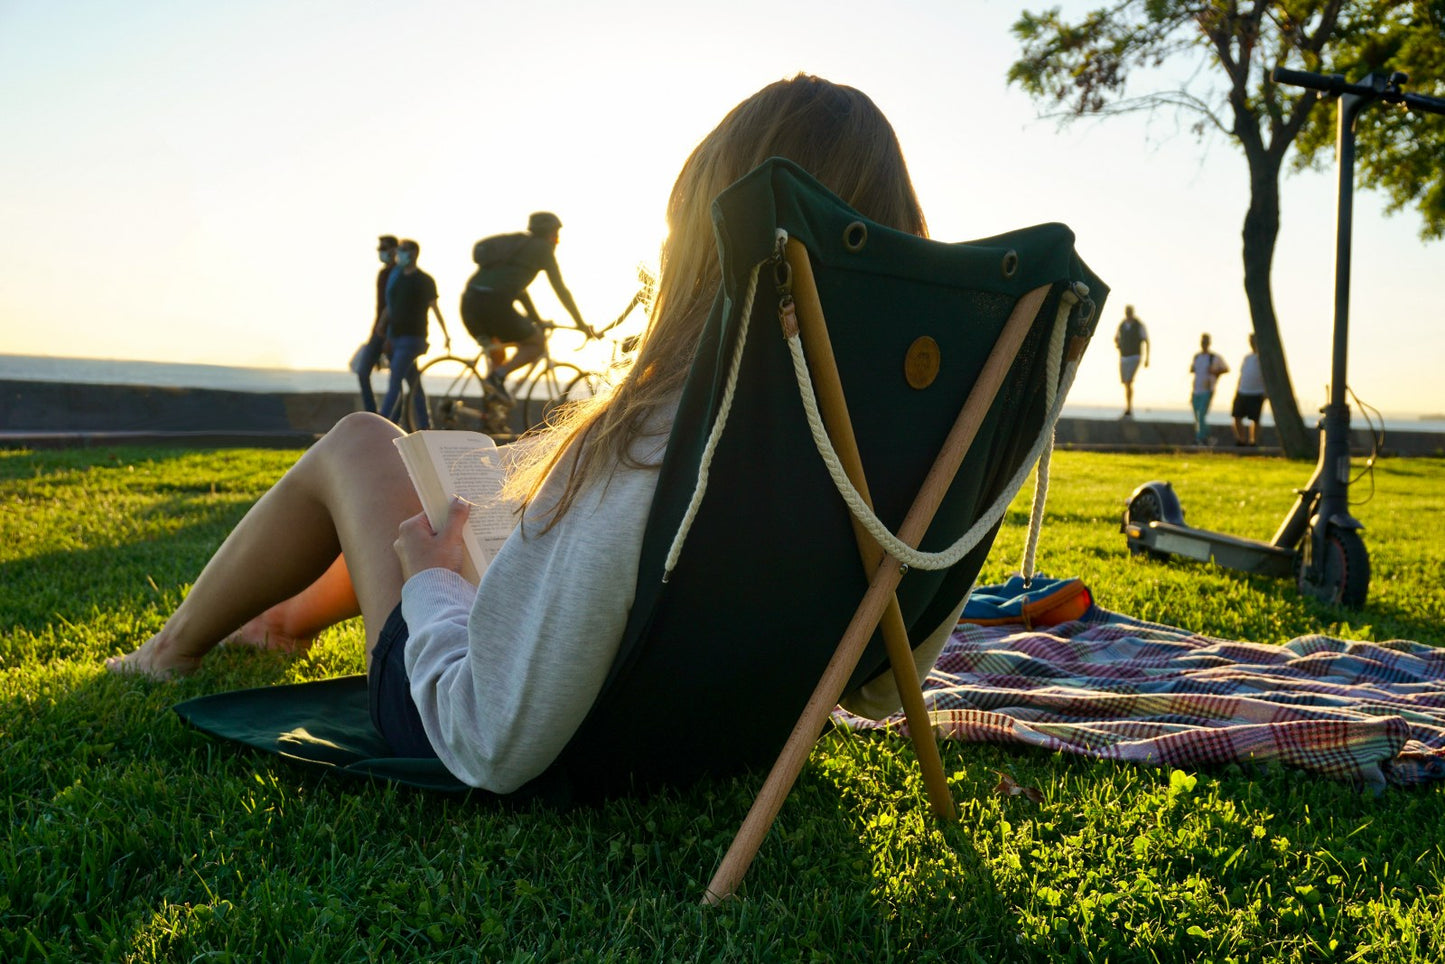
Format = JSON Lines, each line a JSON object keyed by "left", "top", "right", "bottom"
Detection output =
{"left": 838, "top": 595, "right": 1445, "bottom": 788}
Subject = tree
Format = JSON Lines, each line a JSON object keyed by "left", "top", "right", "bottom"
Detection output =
{"left": 1008, "top": 0, "right": 1445, "bottom": 458}
{"left": 1291, "top": 2, "right": 1445, "bottom": 238}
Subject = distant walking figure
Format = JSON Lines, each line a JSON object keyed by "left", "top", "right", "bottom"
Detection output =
{"left": 356, "top": 235, "right": 398, "bottom": 413}
{"left": 1114, "top": 305, "right": 1149, "bottom": 417}
{"left": 1189, "top": 333, "right": 1229, "bottom": 445}
{"left": 1231, "top": 333, "right": 1266, "bottom": 446}
{"left": 378, "top": 239, "right": 450, "bottom": 428}
{"left": 459, "top": 212, "right": 592, "bottom": 402}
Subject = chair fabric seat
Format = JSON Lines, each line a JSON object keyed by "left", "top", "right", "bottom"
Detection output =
{"left": 554, "top": 159, "right": 1104, "bottom": 797}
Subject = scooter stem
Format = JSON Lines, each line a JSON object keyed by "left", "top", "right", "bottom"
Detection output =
{"left": 1314, "top": 81, "right": 1374, "bottom": 530}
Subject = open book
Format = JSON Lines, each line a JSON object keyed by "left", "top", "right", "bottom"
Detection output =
{"left": 392, "top": 430, "right": 519, "bottom": 584}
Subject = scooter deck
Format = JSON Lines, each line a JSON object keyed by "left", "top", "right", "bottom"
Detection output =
{"left": 1125, "top": 520, "right": 1296, "bottom": 577}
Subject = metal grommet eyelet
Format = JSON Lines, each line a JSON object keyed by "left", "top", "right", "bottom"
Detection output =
{"left": 773, "top": 258, "right": 792, "bottom": 289}
{"left": 843, "top": 221, "right": 868, "bottom": 252}
{"left": 1001, "top": 250, "right": 1019, "bottom": 279}
{"left": 1071, "top": 282, "right": 1096, "bottom": 324}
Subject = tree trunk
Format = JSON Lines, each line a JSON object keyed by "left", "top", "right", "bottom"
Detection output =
{"left": 1241, "top": 158, "right": 1313, "bottom": 458}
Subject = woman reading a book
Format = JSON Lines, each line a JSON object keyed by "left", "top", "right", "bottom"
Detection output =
{"left": 108, "top": 73, "right": 930, "bottom": 793}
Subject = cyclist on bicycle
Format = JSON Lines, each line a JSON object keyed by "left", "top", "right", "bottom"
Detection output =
{"left": 460, "top": 211, "right": 593, "bottom": 402}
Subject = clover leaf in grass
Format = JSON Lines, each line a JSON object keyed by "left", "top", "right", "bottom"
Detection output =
{"left": 1168, "top": 769, "right": 1198, "bottom": 796}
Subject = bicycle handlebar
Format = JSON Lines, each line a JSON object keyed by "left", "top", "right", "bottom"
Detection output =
{"left": 534, "top": 316, "right": 598, "bottom": 338}
{"left": 1272, "top": 67, "right": 1445, "bottom": 116}
{"left": 529, "top": 283, "right": 649, "bottom": 347}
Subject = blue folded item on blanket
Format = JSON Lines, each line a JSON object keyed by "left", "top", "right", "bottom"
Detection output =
{"left": 961, "top": 574, "right": 1095, "bottom": 627}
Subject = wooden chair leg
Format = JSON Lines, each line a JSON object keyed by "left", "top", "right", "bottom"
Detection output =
{"left": 701, "top": 272, "right": 1052, "bottom": 904}
{"left": 784, "top": 239, "right": 955, "bottom": 822}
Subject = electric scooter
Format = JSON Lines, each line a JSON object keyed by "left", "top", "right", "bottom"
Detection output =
{"left": 1120, "top": 66, "right": 1445, "bottom": 609}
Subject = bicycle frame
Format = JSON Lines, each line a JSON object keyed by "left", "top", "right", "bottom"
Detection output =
{"left": 408, "top": 278, "right": 650, "bottom": 434}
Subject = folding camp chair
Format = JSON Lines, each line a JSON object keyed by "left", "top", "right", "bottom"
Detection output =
{"left": 175, "top": 157, "right": 1104, "bottom": 900}
{"left": 556, "top": 158, "right": 1104, "bottom": 899}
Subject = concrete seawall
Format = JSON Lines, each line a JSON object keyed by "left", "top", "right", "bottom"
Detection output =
{"left": 2, "top": 378, "right": 1442, "bottom": 456}
{"left": 1045, "top": 411, "right": 1443, "bottom": 457}
{"left": 0, "top": 378, "right": 356, "bottom": 447}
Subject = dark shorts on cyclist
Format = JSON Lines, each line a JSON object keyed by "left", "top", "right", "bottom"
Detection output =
{"left": 460, "top": 287, "right": 539, "bottom": 344}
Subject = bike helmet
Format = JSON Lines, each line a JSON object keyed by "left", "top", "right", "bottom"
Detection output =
{"left": 528, "top": 211, "right": 562, "bottom": 234}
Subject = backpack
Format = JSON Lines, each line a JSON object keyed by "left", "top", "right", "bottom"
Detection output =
{"left": 471, "top": 232, "right": 529, "bottom": 268}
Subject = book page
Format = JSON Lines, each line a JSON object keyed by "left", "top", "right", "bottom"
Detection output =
{"left": 393, "top": 431, "right": 519, "bottom": 583}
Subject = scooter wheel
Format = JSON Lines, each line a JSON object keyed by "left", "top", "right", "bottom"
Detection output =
{"left": 1125, "top": 489, "right": 1168, "bottom": 559}
{"left": 1298, "top": 528, "right": 1370, "bottom": 608}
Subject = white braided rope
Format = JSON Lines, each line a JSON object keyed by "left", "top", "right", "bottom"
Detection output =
{"left": 661, "top": 258, "right": 766, "bottom": 580}
{"left": 1018, "top": 300, "right": 1069, "bottom": 582}
{"left": 784, "top": 290, "right": 1079, "bottom": 571}
{"left": 1019, "top": 434, "right": 1054, "bottom": 582}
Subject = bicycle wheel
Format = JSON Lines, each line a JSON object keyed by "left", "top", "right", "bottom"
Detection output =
{"left": 561, "top": 368, "right": 605, "bottom": 406}
{"left": 409, "top": 355, "right": 489, "bottom": 432}
{"left": 520, "top": 363, "right": 577, "bottom": 429}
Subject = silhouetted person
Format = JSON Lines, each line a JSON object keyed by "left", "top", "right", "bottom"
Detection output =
{"left": 378, "top": 239, "right": 450, "bottom": 428}
{"left": 1189, "top": 333, "right": 1229, "bottom": 445}
{"left": 1231, "top": 333, "right": 1265, "bottom": 446}
{"left": 459, "top": 212, "right": 591, "bottom": 402}
{"left": 1114, "top": 305, "right": 1149, "bottom": 418}
{"left": 356, "top": 235, "right": 397, "bottom": 413}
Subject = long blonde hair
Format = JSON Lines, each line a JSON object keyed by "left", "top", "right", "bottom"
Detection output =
{"left": 508, "top": 74, "right": 927, "bottom": 524}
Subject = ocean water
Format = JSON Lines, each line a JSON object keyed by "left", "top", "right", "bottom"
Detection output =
{"left": 3, "top": 353, "right": 1442, "bottom": 433}
{"left": 0, "top": 353, "right": 362, "bottom": 395}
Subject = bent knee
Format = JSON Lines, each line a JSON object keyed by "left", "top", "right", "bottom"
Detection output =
{"left": 322, "top": 412, "right": 407, "bottom": 459}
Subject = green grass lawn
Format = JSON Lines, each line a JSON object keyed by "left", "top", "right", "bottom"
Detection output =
{"left": 3, "top": 445, "right": 1444, "bottom": 962}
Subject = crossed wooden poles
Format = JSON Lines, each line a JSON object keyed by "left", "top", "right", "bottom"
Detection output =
{"left": 703, "top": 239, "right": 1050, "bottom": 903}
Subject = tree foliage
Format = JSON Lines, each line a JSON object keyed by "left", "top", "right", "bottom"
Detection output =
{"left": 1291, "top": 0, "right": 1445, "bottom": 239}
{"left": 1009, "top": 0, "right": 1443, "bottom": 213}
{"left": 1007, "top": 0, "right": 1444, "bottom": 458}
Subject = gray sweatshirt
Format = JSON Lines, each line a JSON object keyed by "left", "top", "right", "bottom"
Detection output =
{"left": 401, "top": 411, "right": 956, "bottom": 793}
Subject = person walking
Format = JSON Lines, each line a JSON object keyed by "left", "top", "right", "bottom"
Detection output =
{"left": 459, "top": 212, "right": 591, "bottom": 402}
{"left": 377, "top": 239, "right": 450, "bottom": 428}
{"left": 1231, "top": 333, "right": 1266, "bottom": 446}
{"left": 355, "top": 235, "right": 397, "bottom": 413}
{"left": 1189, "top": 333, "right": 1229, "bottom": 445}
{"left": 1114, "top": 305, "right": 1149, "bottom": 418}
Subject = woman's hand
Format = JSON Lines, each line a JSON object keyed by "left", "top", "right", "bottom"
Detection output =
{"left": 394, "top": 497, "right": 471, "bottom": 581}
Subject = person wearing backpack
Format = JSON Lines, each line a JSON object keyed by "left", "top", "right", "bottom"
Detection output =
{"left": 460, "top": 212, "right": 593, "bottom": 401}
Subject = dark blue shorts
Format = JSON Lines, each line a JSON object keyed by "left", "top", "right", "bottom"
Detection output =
{"left": 368, "top": 605, "right": 440, "bottom": 758}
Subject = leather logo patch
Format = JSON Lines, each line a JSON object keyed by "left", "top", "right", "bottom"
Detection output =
{"left": 904, "top": 336, "right": 940, "bottom": 389}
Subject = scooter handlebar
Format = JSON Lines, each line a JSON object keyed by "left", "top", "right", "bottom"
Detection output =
{"left": 1401, "top": 90, "right": 1445, "bottom": 117}
{"left": 1271, "top": 67, "right": 1346, "bottom": 93}
{"left": 1272, "top": 66, "right": 1445, "bottom": 116}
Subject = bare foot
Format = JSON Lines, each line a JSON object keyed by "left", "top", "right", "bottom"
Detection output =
{"left": 223, "top": 613, "right": 314, "bottom": 654}
{"left": 105, "top": 633, "right": 204, "bottom": 680}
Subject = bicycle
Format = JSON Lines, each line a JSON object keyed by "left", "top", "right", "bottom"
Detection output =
{"left": 401, "top": 270, "right": 651, "bottom": 435}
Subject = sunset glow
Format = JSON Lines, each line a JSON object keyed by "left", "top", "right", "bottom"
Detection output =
{"left": 1, "top": 0, "right": 1440, "bottom": 417}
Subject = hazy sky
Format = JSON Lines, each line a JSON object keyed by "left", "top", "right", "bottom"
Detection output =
{"left": 1, "top": 0, "right": 1440, "bottom": 416}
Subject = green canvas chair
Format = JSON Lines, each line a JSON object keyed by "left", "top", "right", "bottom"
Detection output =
{"left": 176, "top": 157, "right": 1105, "bottom": 900}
